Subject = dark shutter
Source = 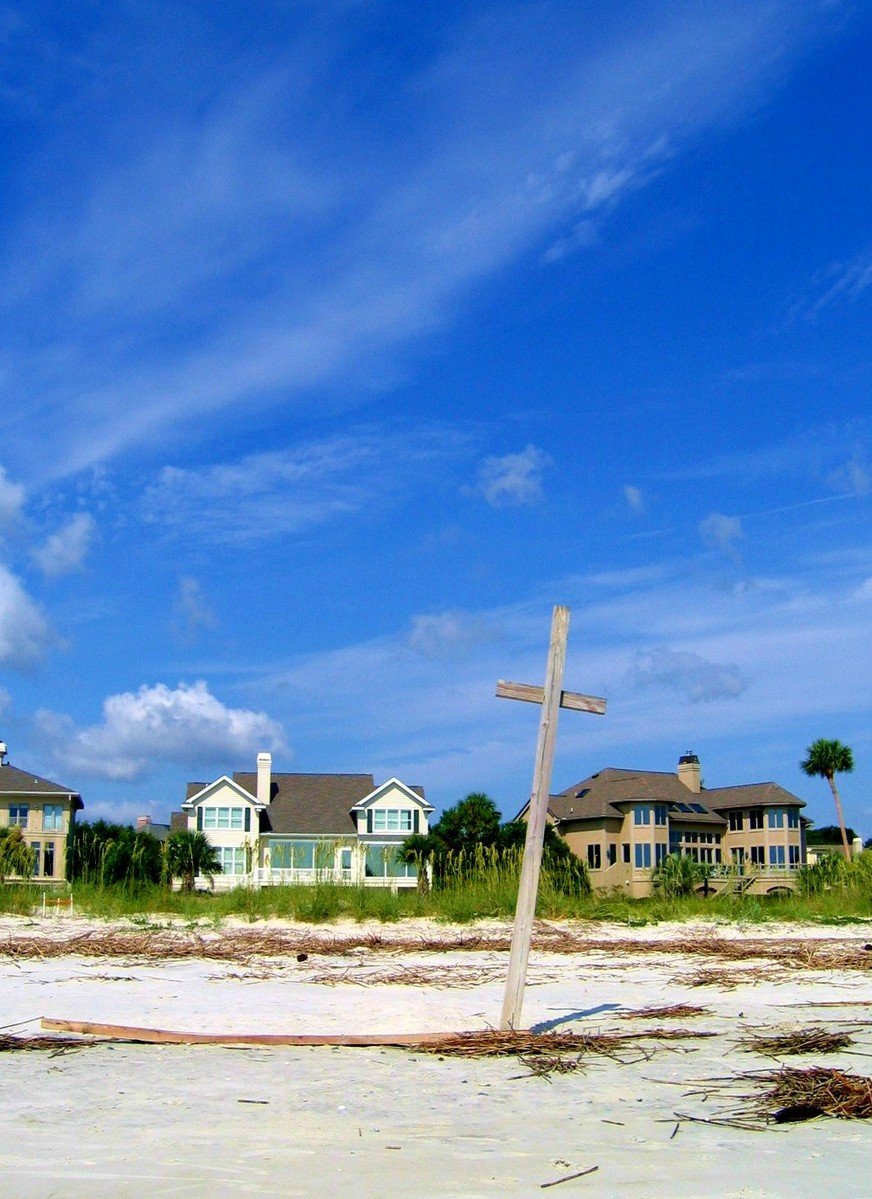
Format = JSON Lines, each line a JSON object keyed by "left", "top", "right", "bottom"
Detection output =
{"left": 196, "top": 807, "right": 203, "bottom": 831}
{"left": 413, "top": 810, "right": 419, "bottom": 833}
{"left": 244, "top": 808, "right": 251, "bottom": 832}
{"left": 367, "top": 809, "right": 373, "bottom": 834}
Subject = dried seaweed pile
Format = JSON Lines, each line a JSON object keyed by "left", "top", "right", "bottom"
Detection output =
{"left": 738, "top": 1027, "right": 854, "bottom": 1056}
{"left": 679, "top": 964, "right": 786, "bottom": 990}
{"left": 306, "top": 964, "right": 509, "bottom": 988}
{"left": 620, "top": 1003, "right": 711, "bottom": 1020}
{"left": 2, "top": 923, "right": 870, "bottom": 975}
{"left": 0, "top": 1034, "right": 85, "bottom": 1054}
{"left": 679, "top": 1066, "right": 872, "bottom": 1128}
{"left": 419, "top": 1026, "right": 714, "bottom": 1067}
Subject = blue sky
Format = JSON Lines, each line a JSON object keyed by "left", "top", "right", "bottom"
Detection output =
{"left": 1, "top": 0, "right": 870, "bottom": 834}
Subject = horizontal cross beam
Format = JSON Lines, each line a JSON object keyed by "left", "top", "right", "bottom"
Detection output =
{"left": 495, "top": 680, "right": 607, "bottom": 715}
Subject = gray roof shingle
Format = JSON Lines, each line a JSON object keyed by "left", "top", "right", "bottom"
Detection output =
{"left": 0, "top": 763, "right": 82, "bottom": 807}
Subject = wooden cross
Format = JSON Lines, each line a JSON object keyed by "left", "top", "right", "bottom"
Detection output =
{"left": 496, "top": 604, "right": 606, "bottom": 1030}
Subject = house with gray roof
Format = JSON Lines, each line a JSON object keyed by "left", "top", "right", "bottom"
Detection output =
{"left": 0, "top": 741, "right": 83, "bottom": 883}
{"left": 176, "top": 753, "right": 432, "bottom": 889}
{"left": 517, "top": 751, "right": 808, "bottom": 897}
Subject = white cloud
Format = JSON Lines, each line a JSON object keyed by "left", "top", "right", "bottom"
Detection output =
{"left": 632, "top": 647, "right": 746, "bottom": 703}
{"left": 0, "top": 565, "right": 54, "bottom": 668}
{"left": 172, "top": 577, "right": 218, "bottom": 640}
{"left": 476, "top": 445, "right": 550, "bottom": 507}
{"left": 0, "top": 4, "right": 844, "bottom": 477}
{"left": 408, "top": 611, "right": 501, "bottom": 658}
{"left": 699, "top": 512, "right": 744, "bottom": 562}
{"left": 35, "top": 680, "right": 286, "bottom": 782}
{"left": 31, "top": 511, "right": 96, "bottom": 577}
{"left": 0, "top": 466, "right": 25, "bottom": 533}
{"left": 622, "top": 484, "right": 645, "bottom": 514}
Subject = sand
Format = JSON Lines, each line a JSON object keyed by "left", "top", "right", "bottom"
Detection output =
{"left": 1, "top": 914, "right": 871, "bottom": 1197}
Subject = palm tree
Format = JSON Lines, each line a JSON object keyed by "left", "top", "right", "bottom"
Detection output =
{"left": 0, "top": 825, "right": 36, "bottom": 882}
{"left": 164, "top": 830, "right": 222, "bottom": 892}
{"left": 801, "top": 739, "right": 854, "bottom": 860}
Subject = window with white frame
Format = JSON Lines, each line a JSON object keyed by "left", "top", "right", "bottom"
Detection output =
{"left": 217, "top": 846, "right": 246, "bottom": 875}
{"left": 203, "top": 806, "right": 244, "bottom": 830}
{"left": 43, "top": 804, "right": 63, "bottom": 831}
{"left": 8, "top": 803, "right": 28, "bottom": 827}
{"left": 633, "top": 805, "right": 652, "bottom": 826}
{"left": 767, "top": 808, "right": 785, "bottom": 829}
{"left": 789, "top": 845, "right": 800, "bottom": 867}
{"left": 787, "top": 808, "right": 800, "bottom": 829}
{"left": 372, "top": 808, "right": 413, "bottom": 832}
{"left": 634, "top": 843, "right": 652, "bottom": 869}
{"left": 748, "top": 809, "right": 764, "bottom": 830}
{"left": 769, "top": 845, "right": 786, "bottom": 867}
{"left": 587, "top": 843, "right": 601, "bottom": 870}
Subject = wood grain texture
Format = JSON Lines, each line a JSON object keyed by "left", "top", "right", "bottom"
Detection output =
{"left": 41, "top": 1019, "right": 456, "bottom": 1047}
{"left": 496, "top": 680, "right": 606, "bottom": 715}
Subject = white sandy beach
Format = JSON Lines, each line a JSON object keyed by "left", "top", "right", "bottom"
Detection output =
{"left": 1, "top": 915, "right": 871, "bottom": 1198}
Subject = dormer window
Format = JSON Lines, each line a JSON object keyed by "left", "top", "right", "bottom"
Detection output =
{"left": 372, "top": 809, "right": 413, "bottom": 832}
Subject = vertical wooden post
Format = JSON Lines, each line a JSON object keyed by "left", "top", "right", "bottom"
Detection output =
{"left": 500, "top": 605, "right": 570, "bottom": 1030}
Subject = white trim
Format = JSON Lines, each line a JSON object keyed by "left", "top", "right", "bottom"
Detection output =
{"left": 182, "top": 775, "right": 262, "bottom": 810}
{"left": 350, "top": 777, "right": 434, "bottom": 813}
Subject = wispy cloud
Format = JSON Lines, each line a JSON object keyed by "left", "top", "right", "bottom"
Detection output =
{"left": 622, "top": 484, "right": 645, "bottom": 515}
{"left": 31, "top": 511, "right": 95, "bottom": 578}
{"left": 0, "top": 564, "right": 54, "bottom": 668}
{"left": 408, "top": 611, "right": 502, "bottom": 658}
{"left": 476, "top": 445, "right": 550, "bottom": 507}
{"left": 0, "top": 3, "right": 846, "bottom": 477}
{"left": 35, "top": 680, "right": 286, "bottom": 781}
{"left": 0, "top": 465, "right": 25, "bottom": 534}
{"left": 143, "top": 427, "right": 467, "bottom": 545}
{"left": 699, "top": 512, "right": 744, "bottom": 563}
{"left": 632, "top": 646, "right": 746, "bottom": 703}
{"left": 790, "top": 249, "right": 872, "bottom": 321}
{"left": 171, "top": 577, "right": 218, "bottom": 642}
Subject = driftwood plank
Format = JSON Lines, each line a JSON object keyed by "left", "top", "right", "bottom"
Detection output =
{"left": 41, "top": 1019, "right": 457, "bottom": 1047}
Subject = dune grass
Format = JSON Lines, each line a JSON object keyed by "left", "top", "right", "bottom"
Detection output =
{"left": 3, "top": 870, "right": 871, "bottom": 925}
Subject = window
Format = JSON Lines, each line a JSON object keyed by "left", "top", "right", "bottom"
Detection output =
{"left": 339, "top": 847, "right": 353, "bottom": 873}
{"left": 372, "top": 809, "right": 413, "bottom": 832}
{"left": 690, "top": 803, "right": 708, "bottom": 814}
{"left": 787, "top": 808, "right": 800, "bottom": 829}
{"left": 655, "top": 843, "right": 668, "bottom": 866}
{"left": 43, "top": 842, "right": 55, "bottom": 877}
{"left": 654, "top": 805, "right": 667, "bottom": 826}
{"left": 633, "top": 805, "right": 651, "bottom": 826}
{"left": 587, "top": 844, "right": 601, "bottom": 870}
{"left": 8, "top": 803, "right": 29, "bottom": 827}
{"left": 607, "top": 844, "right": 617, "bottom": 866}
{"left": 31, "top": 843, "right": 40, "bottom": 877}
{"left": 218, "top": 846, "right": 246, "bottom": 875}
{"left": 622, "top": 843, "right": 630, "bottom": 864}
{"left": 43, "top": 804, "right": 63, "bottom": 831}
{"left": 767, "top": 808, "right": 785, "bottom": 829}
{"left": 202, "top": 806, "right": 245, "bottom": 830}
{"left": 365, "top": 844, "right": 415, "bottom": 878}
{"left": 750, "top": 845, "right": 765, "bottom": 866}
{"left": 728, "top": 811, "right": 744, "bottom": 832}
{"left": 748, "top": 809, "right": 764, "bottom": 830}
{"left": 769, "top": 845, "right": 786, "bottom": 867}
{"left": 634, "top": 843, "right": 652, "bottom": 869}
{"left": 789, "top": 845, "right": 800, "bottom": 867}
{"left": 715, "top": 849, "right": 722, "bottom": 864}
{"left": 733, "top": 847, "right": 745, "bottom": 866}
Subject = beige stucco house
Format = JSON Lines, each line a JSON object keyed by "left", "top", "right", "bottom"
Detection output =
{"left": 178, "top": 753, "right": 433, "bottom": 889}
{"left": 519, "top": 751, "right": 807, "bottom": 897}
{"left": 0, "top": 746, "right": 83, "bottom": 882}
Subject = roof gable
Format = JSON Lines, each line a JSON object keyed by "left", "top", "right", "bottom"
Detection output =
{"left": 183, "top": 776, "right": 260, "bottom": 808}
{"left": 351, "top": 778, "right": 433, "bottom": 813}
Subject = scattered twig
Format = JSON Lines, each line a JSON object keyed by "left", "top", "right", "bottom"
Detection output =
{"left": 541, "top": 1165, "right": 598, "bottom": 1188}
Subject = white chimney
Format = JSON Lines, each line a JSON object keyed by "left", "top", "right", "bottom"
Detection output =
{"left": 257, "top": 752, "right": 272, "bottom": 806}
{"left": 136, "top": 815, "right": 152, "bottom": 830}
